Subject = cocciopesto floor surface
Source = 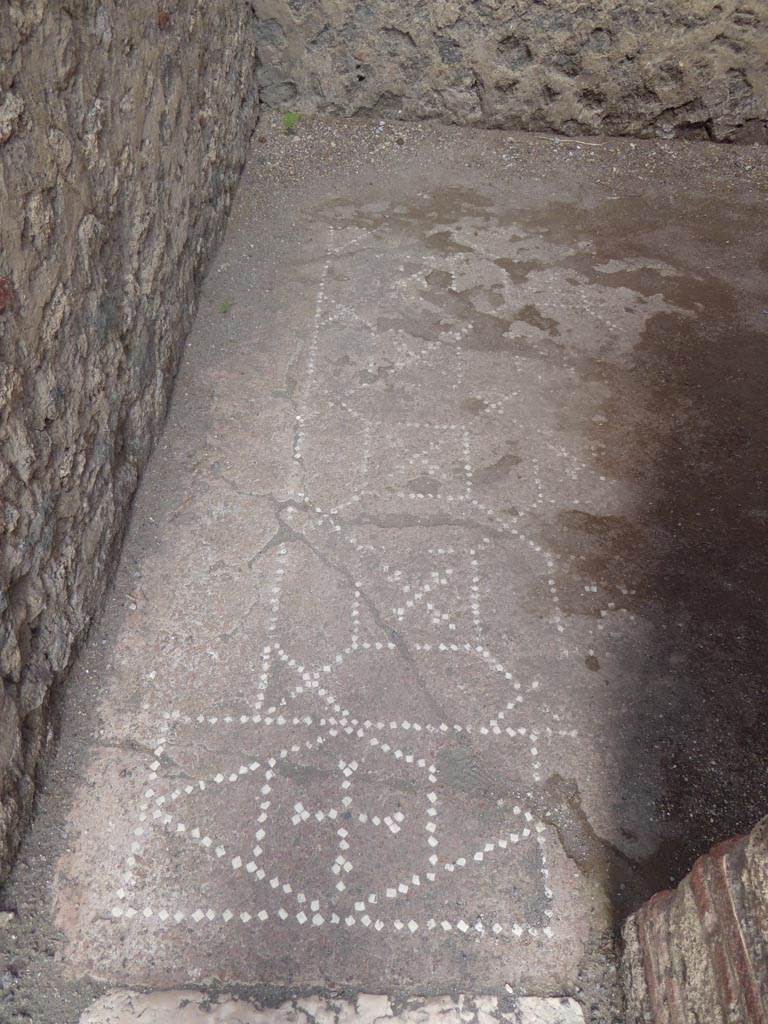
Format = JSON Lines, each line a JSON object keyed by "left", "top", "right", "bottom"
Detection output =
{"left": 2, "top": 116, "right": 767, "bottom": 1024}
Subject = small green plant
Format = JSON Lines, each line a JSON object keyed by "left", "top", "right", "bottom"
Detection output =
{"left": 219, "top": 299, "right": 233, "bottom": 315}
{"left": 282, "top": 110, "right": 301, "bottom": 134}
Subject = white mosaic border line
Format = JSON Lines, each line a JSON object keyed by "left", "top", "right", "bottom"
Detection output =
{"left": 141, "top": 701, "right": 561, "bottom": 749}
{"left": 109, "top": 903, "right": 538, "bottom": 938}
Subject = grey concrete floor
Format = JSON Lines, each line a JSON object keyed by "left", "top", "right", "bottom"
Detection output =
{"left": 2, "top": 117, "right": 767, "bottom": 1024}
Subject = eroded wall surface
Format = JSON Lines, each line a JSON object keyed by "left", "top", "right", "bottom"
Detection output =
{"left": 0, "top": 1, "right": 259, "bottom": 879}
{"left": 253, "top": 0, "right": 767, "bottom": 141}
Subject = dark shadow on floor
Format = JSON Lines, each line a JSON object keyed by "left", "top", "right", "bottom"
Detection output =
{"left": 612, "top": 285, "right": 768, "bottom": 915}
{"left": 518, "top": 193, "right": 768, "bottom": 928}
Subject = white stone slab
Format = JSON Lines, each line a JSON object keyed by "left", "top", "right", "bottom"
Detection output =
{"left": 80, "top": 991, "right": 585, "bottom": 1024}
{"left": 516, "top": 997, "right": 585, "bottom": 1023}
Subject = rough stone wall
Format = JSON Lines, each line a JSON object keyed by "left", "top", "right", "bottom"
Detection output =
{"left": 0, "top": 1, "right": 259, "bottom": 880}
{"left": 622, "top": 818, "right": 768, "bottom": 1022}
{"left": 252, "top": 0, "right": 768, "bottom": 141}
